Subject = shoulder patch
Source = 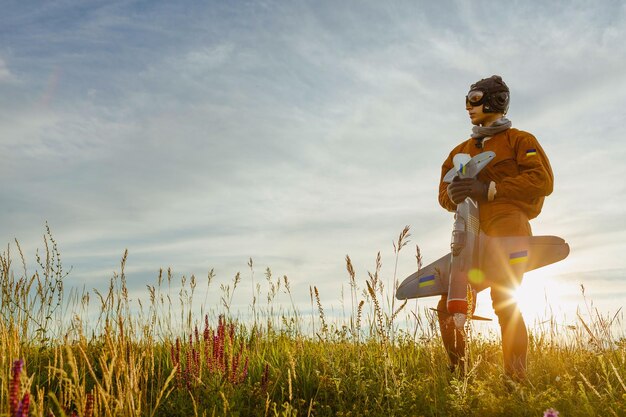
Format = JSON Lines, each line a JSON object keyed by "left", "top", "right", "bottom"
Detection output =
{"left": 526, "top": 148, "right": 537, "bottom": 156}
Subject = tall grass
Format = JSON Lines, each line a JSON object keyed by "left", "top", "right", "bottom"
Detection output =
{"left": 0, "top": 225, "right": 624, "bottom": 416}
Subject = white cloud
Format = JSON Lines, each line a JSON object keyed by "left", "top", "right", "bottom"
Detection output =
{"left": 0, "top": 58, "right": 14, "bottom": 82}
{"left": 184, "top": 44, "right": 235, "bottom": 71}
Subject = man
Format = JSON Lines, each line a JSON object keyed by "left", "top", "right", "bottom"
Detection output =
{"left": 437, "top": 75, "right": 554, "bottom": 380}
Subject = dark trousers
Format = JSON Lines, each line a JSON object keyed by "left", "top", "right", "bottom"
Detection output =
{"left": 438, "top": 210, "right": 532, "bottom": 378}
{"left": 437, "top": 284, "right": 528, "bottom": 379}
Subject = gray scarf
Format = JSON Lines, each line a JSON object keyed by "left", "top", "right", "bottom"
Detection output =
{"left": 471, "top": 117, "right": 512, "bottom": 139}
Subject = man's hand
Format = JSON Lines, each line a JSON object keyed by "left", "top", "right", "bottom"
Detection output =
{"left": 446, "top": 177, "right": 488, "bottom": 204}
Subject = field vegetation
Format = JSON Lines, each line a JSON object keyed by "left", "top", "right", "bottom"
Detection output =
{"left": 1, "top": 226, "right": 625, "bottom": 416}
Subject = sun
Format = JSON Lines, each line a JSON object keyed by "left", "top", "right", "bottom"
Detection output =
{"left": 512, "top": 266, "right": 570, "bottom": 323}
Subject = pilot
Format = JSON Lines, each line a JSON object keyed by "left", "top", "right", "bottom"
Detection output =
{"left": 437, "top": 75, "right": 554, "bottom": 380}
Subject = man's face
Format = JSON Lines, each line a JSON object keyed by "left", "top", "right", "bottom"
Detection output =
{"left": 465, "top": 101, "right": 502, "bottom": 127}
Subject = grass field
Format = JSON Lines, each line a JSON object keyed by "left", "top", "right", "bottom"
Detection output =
{"left": 1, "top": 226, "right": 624, "bottom": 416}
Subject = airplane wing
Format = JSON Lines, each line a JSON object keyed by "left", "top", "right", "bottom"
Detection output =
{"left": 464, "top": 151, "right": 495, "bottom": 178}
{"left": 396, "top": 253, "right": 451, "bottom": 300}
{"left": 442, "top": 167, "right": 457, "bottom": 183}
{"left": 477, "top": 234, "right": 570, "bottom": 290}
{"left": 395, "top": 234, "right": 569, "bottom": 299}
{"left": 443, "top": 151, "right": 496, "bottom": 183}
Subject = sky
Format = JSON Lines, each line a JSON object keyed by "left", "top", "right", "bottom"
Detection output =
{"left": 1, "top": 0, "right": 625, "bottom": 333}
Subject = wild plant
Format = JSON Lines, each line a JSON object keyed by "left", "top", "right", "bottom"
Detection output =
{"left": 313, "top": 286, "right": 328, "bottom": 337}
{"left": 1, "top": 225, "right": 625, "bottom": 416}
{"left": 9, "top": 359, "right": 29, "bottom": 417}
{"left": 170, "top": 314, "right": 249, "bottom": 390}
{"left": 0, "top": 224, "right": 69, "bottom": 344}
{"left": 282, "top": 275, "right": 301, "bottom": 335}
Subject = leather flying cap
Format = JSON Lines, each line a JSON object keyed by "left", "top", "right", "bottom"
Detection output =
{"left": 468, "top": 75, "right": 510, "bottom": 114}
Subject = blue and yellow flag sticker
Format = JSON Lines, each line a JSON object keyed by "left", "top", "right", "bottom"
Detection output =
{"left": 418, "top": 275, "right": 436, "bottom": 287}
{"left": 526, "top": 148, "right": 537, "bottom": 156}
{"left": 460, "top": 163, "right": 467, "bottom": 175}
{"left": 509, "top": 250, "right": 528, "bottom": 265}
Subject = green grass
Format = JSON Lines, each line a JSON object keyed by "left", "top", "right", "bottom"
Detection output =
{"left": 1, "top": 225, "right": 624, "bottom": 416}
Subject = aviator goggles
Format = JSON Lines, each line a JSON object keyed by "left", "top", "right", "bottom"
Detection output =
{"left": 465, "top": 90, "right": 485, "bottom": 107}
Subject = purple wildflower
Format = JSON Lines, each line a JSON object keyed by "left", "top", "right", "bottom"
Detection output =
{"left": 15, "top": 392, "right": 29, "bottom": 417}
{"left": 230, "top": 352, "right": 239, "bottom": 383}
{"left": 9, "top": 359, "right": 24, "bottom": 415}
{"left": 203, "top": 315, "right": 210, "bottom": 341}
{"left": 239, "top": 357, "right": 249, "bottom": 384}
{"left": 9, "top": 359, "right": 30, "bottom": 417}
{"left": 261, "top": 363, "right": 270, "bottom": 392}
{"left": 85, "top": 392, "right": 95, "bottom": 417}
{"left": 173, "top": 316, "right": 250, "bottom": 391}
{"left": 543, "top": 408, "right": 559, "bottom": 417}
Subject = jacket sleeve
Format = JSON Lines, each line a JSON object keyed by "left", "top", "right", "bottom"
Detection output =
{"left": 438, "top": 152, "right": 457, "bottom": 212}
{"left": 495, "top": 133, "right": 554, "bottom": 201}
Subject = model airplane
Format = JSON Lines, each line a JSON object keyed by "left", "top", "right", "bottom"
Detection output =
{"left": 396, "top": 151, "right": 570, "bottom": 330}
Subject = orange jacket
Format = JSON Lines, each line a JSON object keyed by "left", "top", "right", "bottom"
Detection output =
{"left": 438, "top": 128, "right": 553, "bottom": 233}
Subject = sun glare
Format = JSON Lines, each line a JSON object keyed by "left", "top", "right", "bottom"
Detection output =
{"left": 513, "top": 268, "right": 569, "bottom": 323}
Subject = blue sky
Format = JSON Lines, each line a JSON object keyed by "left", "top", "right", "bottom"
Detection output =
{"left": 1, "top": 0, "right": 625, "bottom": 329}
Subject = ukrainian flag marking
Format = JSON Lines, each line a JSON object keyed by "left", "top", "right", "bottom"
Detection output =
{"left": 509, "top": 250, "right": 528, "bottom": 265}
{"left": 418, "top": 274, "right": 436, "bottom": 288}
{"left": 526, "top": 148, "right": 537, "bottom": 156}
